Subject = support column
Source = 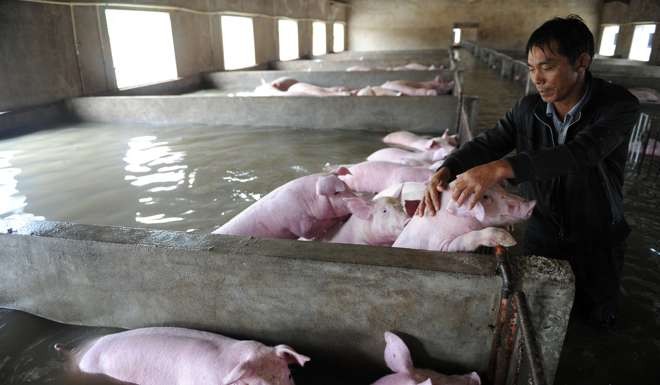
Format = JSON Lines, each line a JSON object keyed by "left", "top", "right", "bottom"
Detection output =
{"left": 649, "top": 22, "right": 660, "bottom": 65}
{"left": 614, "top": 23, "right": 634, "bottom": 59}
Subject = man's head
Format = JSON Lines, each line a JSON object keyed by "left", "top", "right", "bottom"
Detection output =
{"left": 526, "top": 15, "right": 594, "bottom": 105}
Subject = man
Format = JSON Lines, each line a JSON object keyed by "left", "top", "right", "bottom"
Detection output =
{"left": 417, "top": 15, "right": 640, "bottom": 328}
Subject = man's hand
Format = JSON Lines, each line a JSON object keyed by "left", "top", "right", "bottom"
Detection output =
{"left": 452, "top": 159, "right": 514, "bottom": 209}
{"left": 416, "top": 167, "right": 452, "bottom": 216}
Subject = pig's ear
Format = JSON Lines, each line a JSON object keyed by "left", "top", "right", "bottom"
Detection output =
{"left": 417, "top": 379, "right": 433, "bottom": 385}
{"left": 404, "top": 200, "right": 419, "bottom": 217}
{"left": 424, "top": 138, "right": 439, "bottom": 150}
{"left": 222, "top": 360, "right": 252, "bottom": 385}
{"left": 374, "top": 183, "right": 404, "bottom": 201}
{"left": 384, "top": 332, "right": 413, "bottom": 374}
{"left": 316, "top": 175, "right": 345, "bottom": 196}
{"left": 345, "top": 198, "right": 373, "bottom": 220}
{"left": 274, "top": 345, "right": 310, "bottom": 367}
{"left": 446, "top": 199, "right": 486, "bottom": 222}
{"left": 332, "top": 166, "right": 351, "bottom": 176}
{"left": 441, "top": 128, "right": 450, "bottom": 138}
{"left": 447, "top": 134, "right": 459, "bottom": 147}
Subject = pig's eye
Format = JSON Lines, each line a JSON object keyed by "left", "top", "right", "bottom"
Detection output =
{"left": 382, "top": 209, "right": 387, "bottom": 213}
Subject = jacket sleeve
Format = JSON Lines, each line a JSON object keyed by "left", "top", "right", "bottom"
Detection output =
{"left": 505, "top": 95, "right": 640, "bottom": 182}
{"left": 441, "top": 99, "right": 520, "bottom": 177}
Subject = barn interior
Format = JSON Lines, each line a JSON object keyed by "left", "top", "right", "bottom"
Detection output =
{"left": 0, "top": 1, "right": 659, "bottom": 384}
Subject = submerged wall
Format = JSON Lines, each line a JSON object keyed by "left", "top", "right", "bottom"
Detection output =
{"left": 347, "top": 0, "right": 602, "bottom": 52}
{"left": 0, "top": 0, "right": 348, "bottom": 111}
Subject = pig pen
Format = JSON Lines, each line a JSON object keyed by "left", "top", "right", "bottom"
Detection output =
{"left": 0, "top": 80, "right": 567, "bottom": 385}
{"left": 193, "top": 68, "right": 457, "bottom": 96}
{"left": 268, "top": 50, "right": 452, "bottom": 71}
{"left": 0, "top": 219, "right": 572, "bottom": 385}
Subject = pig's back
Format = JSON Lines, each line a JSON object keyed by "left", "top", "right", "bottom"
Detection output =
{"left": 76, "top": 327, "right": 234, "bottom": 385}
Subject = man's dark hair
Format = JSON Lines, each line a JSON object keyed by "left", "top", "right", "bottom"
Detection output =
{"left": 526, "top": 15, "right": 594, "bottom": 64}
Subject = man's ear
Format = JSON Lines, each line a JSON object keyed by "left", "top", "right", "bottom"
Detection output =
{"left": 575, "top": 52, "right": 591, "bottom": 74}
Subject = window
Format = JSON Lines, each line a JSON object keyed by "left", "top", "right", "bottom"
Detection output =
{"left": 278, "top": 19, "right": 299, "bottom": 61}
{"left": 313, "top": 21, "right": 327, "bottom": 56}
{"left": 221, "top": 16, "right": 256, "bottom": 70}
{"left": 453, "top": 28, "right": 462, "bottom": 45}
{"left": 105, "top": 9, "right": 178, "bottom": 89}
{"left": 599, "top": 25, "right": 619, "bottom": 56}
{"left": 629, "top": 24, "right": 656, "bottom": 61}
{"left": 333, "top": 23, "right": 345, "bottom": 52}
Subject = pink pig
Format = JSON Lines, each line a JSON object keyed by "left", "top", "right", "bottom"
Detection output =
{"left": 56, "top": 327, "right": 309, "bottom": 385}
{"left": 381, "top": 76, "right": 454, "bottom": 96}
{"left": 383, "top": 130, "right": 458, "bottom": 152}
{"left": 338, "top": 161, "right": 433, "bottom": 194}
{"left": 367, "top": 147, "right": 451, "bottom": 166}
{"left": 321, "top": 196, "right": 411, "bottom": 246}
{"left": 213, "top": 169, "right": 357, "bottom": 239}
{"left": 287, "top": 82, "right": 352, "bottom": 96}
{"left": 392, "top": 183, "right": 535, "bottom": 251}
{"left": 372, "top": 332, "right": 480, "bottom": 385}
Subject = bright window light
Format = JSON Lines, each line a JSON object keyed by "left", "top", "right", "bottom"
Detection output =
{"left": 313, "top": 21, "right": 327, "bottom": 56}
{"left": 453, "top": 28, "right": 462, "bottom": 45}
{"left": 221, "top": 16, "right": 256, "bottom": 70}
{"left": 599, "top": 25, "right": 619, "bottom": 56}
{"left": 278, "top": 19, "right": 299, "bottom": 61}
{"left": 333, "top": 23, "right": 345, "bottom": 52}
{"left": 629, "top": 24, "right": 656, "bottom": 61}
{"left": 105, "top": 9, "right": 178, "bottom": 89}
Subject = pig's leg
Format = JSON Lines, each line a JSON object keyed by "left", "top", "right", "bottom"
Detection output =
{"left": 444, "top": 227, "right": 516, "bottom": 252}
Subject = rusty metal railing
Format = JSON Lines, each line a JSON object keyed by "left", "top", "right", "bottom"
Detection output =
{"left": 488, "top": 246, "right": 548, "bottom": 385}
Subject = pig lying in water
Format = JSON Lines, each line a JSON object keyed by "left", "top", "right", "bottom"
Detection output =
{"left": 383, "top": 130, "right": 458, "bottom": 152}
{"left": 56, "top": 327, "right": 309, "bottom": 385}
{"left": 213, "top": 169, "right": 357, "bottom": 239}
{"left": 372, "top": 332, "right": 480, "bottom": 385}
{"left": 338, "top": 161, "right": 434, "bottom": 194}
{"left": 320, "top": 196, "right": 411, "bottom": 246}
{"left": 388, "top": 182, "right": 535, "bottom": 251}
{"left": 381, "top": 76, "right": 454, "bottom": 96}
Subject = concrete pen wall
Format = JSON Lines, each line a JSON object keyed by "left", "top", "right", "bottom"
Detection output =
{"left": 0, "top": 219, "right": 574, "bottom": 383}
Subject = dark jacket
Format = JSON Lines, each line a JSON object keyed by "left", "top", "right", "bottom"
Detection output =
{"left": 442, "top": 73, "right": 640, "bottom": 245}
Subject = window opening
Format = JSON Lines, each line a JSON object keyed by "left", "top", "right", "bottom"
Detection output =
{"left": 105, "top": 9, "right": 178, "bottom": 89}
{"left": 221, "top": 16, "right": 256, "bottom": 70}
{"left": 279, "top": 19, "right": 299, "bottom": 61}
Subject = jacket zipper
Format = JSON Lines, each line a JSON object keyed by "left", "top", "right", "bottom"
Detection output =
{"left": 533, "top": 111, "right": 568, "bottom": 239}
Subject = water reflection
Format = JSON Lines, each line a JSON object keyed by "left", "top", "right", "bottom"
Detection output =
{"left": 123, "top": 135, "right": 188, "bottom": 224}
{"left": 0, "top": 150, "right": 44, "bottom": 225}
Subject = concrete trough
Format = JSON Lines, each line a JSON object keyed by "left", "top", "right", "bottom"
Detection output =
{"left": 0, "top": 219, "right": 574, "bottom": 384}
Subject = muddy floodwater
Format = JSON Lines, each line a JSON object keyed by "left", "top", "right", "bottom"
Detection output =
{"left": 1, "top": 49, "right": 659, "bottom": 385}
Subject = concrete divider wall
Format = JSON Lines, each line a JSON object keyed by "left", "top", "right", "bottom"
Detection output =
{"left": 311, "top": 49, "right": 450, "bottom": 62}
{"left": 270, "top": 57, "right": 450, "bottom": 71}
{"left": 0, "top": 219, "right": 573, "bottom": 383}
{"left": 67, "top": 95, "right": 460, "bottom": 133}
{"left": 203, "top": 69, "right": 454, "bottom": 92}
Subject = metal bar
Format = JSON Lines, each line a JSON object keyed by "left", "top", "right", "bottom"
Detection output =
{"left": 488, "top": 245, "right": 516, "bottom": 385}
{"left": 513, "top": 292, "right": 548, "bottom": 385}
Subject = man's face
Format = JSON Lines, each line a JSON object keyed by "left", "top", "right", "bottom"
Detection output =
{"left": 527, "top": 43, "right": 584, "bottom": 104}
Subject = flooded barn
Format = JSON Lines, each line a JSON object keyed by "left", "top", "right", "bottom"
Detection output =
{"left": 0, "top": 1, "right": 659, "bottom": 384}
